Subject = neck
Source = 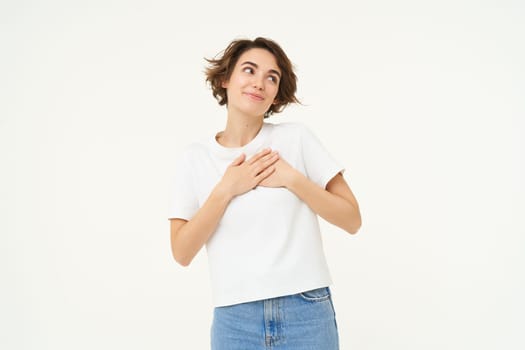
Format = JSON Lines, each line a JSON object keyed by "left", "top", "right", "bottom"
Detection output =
{"left": 216, "top": 109, "right": 265, "bottom": 147}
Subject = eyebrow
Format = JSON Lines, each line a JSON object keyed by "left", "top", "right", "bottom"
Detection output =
{"left": 241, "top": 61, "right": 281, "bottom": 78}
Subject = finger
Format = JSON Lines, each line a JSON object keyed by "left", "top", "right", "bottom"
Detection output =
{"left": 249, "top": 152, "right": 278, "bottom": 171}
{"left": 247, "top": 148, "right": 272, "bottom": 165}
{"left": 230, "top": 153, "right": 245, "bottom": 166}
{"left": 247, "top": 148, "right": 271, "bottom": 165}
{"left": 260, "top": 151, "right": 279, "bottom": 163}
{"left": 255, "top": 165, "right": 275, "bottom": 182}
{"left": 251, "top": 152, "right": 279, "bottom": 175}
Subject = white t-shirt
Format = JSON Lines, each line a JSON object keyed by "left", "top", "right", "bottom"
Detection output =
{"left": 169, "top": 121, "right": 345, "bottom": 307}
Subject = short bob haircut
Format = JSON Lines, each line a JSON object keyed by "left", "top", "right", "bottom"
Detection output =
{"left": 205, "top": 37, "right": 300, "bottom": 118}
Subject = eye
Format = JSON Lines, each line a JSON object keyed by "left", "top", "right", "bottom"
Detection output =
{"left": 268, "top": 75, "right": 279, "bottom": 84}
{"left": 242, "top": 67, "right": 254, "bottom": 74}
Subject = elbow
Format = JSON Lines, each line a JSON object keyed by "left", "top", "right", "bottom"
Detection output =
{"left": 178, "top": 260, "right": 192, "bottom": 267}
{"left": 171, "top": 249, "right": 193, "bottom": 267}
{"left": 345, "top": 224, "right": 361, "bottom": 235}
{"left": 347, "top": 225, "right": 361, "bottom": 235}
{"left": 170, "top": 225, "right": 194, "bottom": 267}
{"left": 345, "top": 214, "right": 362, "bottom": 235}
{"left": 174, "top": 255, "right": 192, "bottom": 267}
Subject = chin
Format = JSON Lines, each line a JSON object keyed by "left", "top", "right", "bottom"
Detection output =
{"left": 239, "top": 105, "right": 269, "bottom": 118}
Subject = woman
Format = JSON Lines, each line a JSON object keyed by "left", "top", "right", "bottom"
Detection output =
{"left": 169, "top": 37, "right": 361, "bottom": 350}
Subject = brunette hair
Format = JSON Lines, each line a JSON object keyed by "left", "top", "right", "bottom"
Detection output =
{"left": 205, "top": 37, "right": 300, "bottom": 118}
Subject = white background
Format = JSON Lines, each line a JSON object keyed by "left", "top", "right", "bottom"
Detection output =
{"left": 1, "top": 0, "right": 524, "bottom": 349}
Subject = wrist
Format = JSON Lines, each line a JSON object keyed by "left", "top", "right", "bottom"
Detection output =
{"left": 286, "top": 169, "right": 304, "bottom": 191}
{"left": 213, "top": 182, "right": 235, "bottom": 203}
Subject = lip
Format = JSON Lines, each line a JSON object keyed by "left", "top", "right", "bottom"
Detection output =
{"left": 243, "top": 92, "right": 264, "bottom": 101}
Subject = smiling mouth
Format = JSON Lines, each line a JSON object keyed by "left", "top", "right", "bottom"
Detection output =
{"left": 243, "top": 92, "right": 264, "bottom": 101}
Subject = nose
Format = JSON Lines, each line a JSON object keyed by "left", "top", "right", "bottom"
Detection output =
{"left": 252, "top": 74, "right": 264, "bottom": 90}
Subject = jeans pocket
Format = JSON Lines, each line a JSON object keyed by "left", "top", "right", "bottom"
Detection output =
{"left": 299, "top": 287, "right": 331, "bottom": 302}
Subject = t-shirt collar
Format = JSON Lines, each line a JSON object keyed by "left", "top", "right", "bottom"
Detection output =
{"left": 209, "top": 121, "right": 272, "bottom": 158}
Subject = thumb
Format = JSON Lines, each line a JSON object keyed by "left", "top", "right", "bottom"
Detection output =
{"left": 230, "top": 153, "right": 245, "bottom": 166}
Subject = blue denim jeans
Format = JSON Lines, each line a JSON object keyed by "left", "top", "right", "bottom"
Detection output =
{"left": 211, "top": 287, "right": 339, "bottom": 349}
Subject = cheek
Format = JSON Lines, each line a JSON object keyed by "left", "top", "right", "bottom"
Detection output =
{"left": 236, "top": 74, "right": 252, "bottom": 86}
{"left": 269, "top": 84, "right": 280, "bottom": 99}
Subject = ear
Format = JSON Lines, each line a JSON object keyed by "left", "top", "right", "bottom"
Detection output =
{"left": 221, "top": 79, "right": 229, "bottom": 89}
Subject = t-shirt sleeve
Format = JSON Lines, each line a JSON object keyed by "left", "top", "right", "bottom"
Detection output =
{"left": 299, "top": 124, "right": 345, "bottom": 189}
{"left": 168, "top": 150, "right": 199, "bottom": 221}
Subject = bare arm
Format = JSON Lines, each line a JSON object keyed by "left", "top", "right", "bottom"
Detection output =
{"left": 170, "top": 185, "right": 232, "bottom": 266}
{"left": 259, "top": 157, "right": 361, "bottom": 234}
{"left": 169, "top": 149, "right": 279, "bottom": 266}
{"left": 288, "top": 172, "right": 361, "bottom": 234}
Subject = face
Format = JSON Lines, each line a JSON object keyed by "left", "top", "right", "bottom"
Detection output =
{"left": 222, "top": 48, "right": 281, "bottom": 118}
